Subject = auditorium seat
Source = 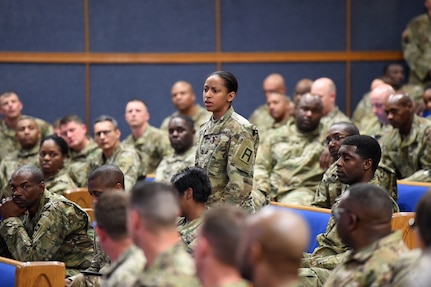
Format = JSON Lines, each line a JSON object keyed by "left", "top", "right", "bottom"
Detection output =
{"left": 396, "top": 180, "right": 431, "bottom": 212}
{"left": 391, "top": 212, "right": 417, "bottom": 249}
{"left": 63, "top": 187, "right": 92, "bottom": 208}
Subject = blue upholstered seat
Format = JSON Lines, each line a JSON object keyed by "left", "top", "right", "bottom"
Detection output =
{"left": 0, "top": 261, "right": 16, "bottom": 287}
{"left": 397, "top": 180, "right": 431, "bottom": 212}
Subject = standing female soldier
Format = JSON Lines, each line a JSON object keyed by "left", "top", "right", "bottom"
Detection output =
{"left": 195, "top": 71, "right": 259, "bottom": 212}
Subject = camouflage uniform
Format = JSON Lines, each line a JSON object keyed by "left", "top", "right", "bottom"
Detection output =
{"left": 0, "top": 116, "right": 52, "bottom": 160}
{"left": 91, "top": 144, "right": 142, "bottom": 192}
{"left": 67, "top": 139, "right": 101, "bottom": 187}
{"left": 195, "top": 107, "right": 259, "bottom": 212}
{"left": 122, "top": 125, "right": 172, "bottom": 175}
{"left": 0, "top": 143, "right": 40, "bottom": 196}
{"left": 248, "top": 104, "right": 273, "bottom": 134}
{"left": 132, "top": 242, "right": 201, "bottom": 287}
{"left": 358, "top": 116, "right": 393, "bottom": 144}
{"left": 352, "top": 92, "right": 373, "bottom": 130}
{"left": 101, "top": 245, "right": 146, "bottom": 287}
{"left": 402, "top": 13, "right": 431, "bottom": 86}
{"left": 219, "top": 281, "right": 250, "bottom": 287}
{"left": 45, "top": 168, "right": 77, "bottom": 195}
{"left": 381, "top": 115, "right": 431, "bottom": 181}
{"left": 323, "top": 231, "right": 410, "bottom": 287}
{"left": 155, "top": 146, "right": 196, "bottom": 184}
{"left": 391, "top": 248, "right": 429, "bottom": 287}
{"left": 177, "top": 215, "right": 205, "bottom": 254}
{"left": 320, "top": 106, "right": 351, "bottom": 141}
{"left": 253, "top": 121, "right": 324, "bottom": 206}
{"left": 0, "top": 190, "right": 93, "bottom": 277}
{"left": 312, "top": 163, "right": 398, "bottom": 209}
{"left": 160, "top": 104, "right": 211, "bottom": 135}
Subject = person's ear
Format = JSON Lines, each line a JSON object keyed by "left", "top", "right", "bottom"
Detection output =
{"left": 348, "top": 212, "right": 360, "bottom": 231}
{"left": 184, "top": 187, "right": 193, "bottom": 200}
{"left": 363, "top": 158, "right": 372, "bottom": 171}
{"left": 227, "top": 91, "right": 236, "bottom": 103}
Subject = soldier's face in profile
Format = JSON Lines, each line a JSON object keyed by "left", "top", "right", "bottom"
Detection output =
{"left": 336, "top": 145, "right": 368, "bottom": 185}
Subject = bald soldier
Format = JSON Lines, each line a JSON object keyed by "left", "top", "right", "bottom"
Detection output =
{"left": 236, "top": 207, "right": 310, "bottom": 287}
{"left": 293, "top": 78, "right": 313, "bottom": 106}
{"left": 249, "top": 73, "right": 287, "bottom": 132}
{"left": 381, "top": 93, "right": 431, "bottom": 181}
{"left": 254, "top": 93, "right": 325, "bottom": 206}
{"left": 160, "top": 81, "right": 211, "bottom": 135}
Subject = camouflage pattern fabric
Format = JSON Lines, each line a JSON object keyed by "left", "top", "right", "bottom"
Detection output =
{"left": 195, "top": 107, "right": 259, "bottom": 212}
{"left": 352, "top": 92, "right": 373, "bottom": 130}
{"left": 0, "top": 116, "right": 52, "bottom": 161}
{"left": 155, "top": 146, "right": 196, "bottom": 184}
{"left": 67, "top": 139, "right": 101, "bottom": 187}
{"left": 0, "top": 190, "right": 94, "bottom": 277}
{"left": 101, "top": 245, "right": 146, "bottom": 287}
{"left": 323, "top": 231, "right": 410, "bottom": 287}
{"left": 381, "top": 114, "right": 431, "bottom": 181}
{"left": 91, "top": 144, "right": 142, "bottom": 192}
{"left": 122, "top": 125, "right": 173, "bottom": 175}
{"left": 253, "top": 120, "right": 324, "bottom": 206}
{"left": 132, "top": 242, "right": 201, "bottom": 287}
{"left": 248, "top": 103, "right": 274, "bottom": 134}
{"left": 45, "top": 168, "right": 78, "bottom": 195}
{"left": 177, "top": 215, "right": 205, "bottom": 254}
{"left": 319, "top": 106, "right": 351, "bottom": 142}
{"left": 402, "top": 13, "right": 431, "bottom": 86}
{"left": 359, "top": 117, "right": 393, "bottom": 144}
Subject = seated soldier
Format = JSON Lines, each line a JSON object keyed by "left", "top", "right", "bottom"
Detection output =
{"left": 300, "top": 135, "right": 400, "bottom": 286}
{"left": 59, "top": 114, "right": 101, "bottom": 187}
{"left": 312, "top": 122, "right": 397, "bottom": 209}
{"left": 381, "top": 93, "right": 431, "bottom": 181}
{"left": 0, "top": 165, "right": 93, "bottom": 277}
{"left": 254, "top": 93, "right": 325, "bottom": 206}
{"left": 172, "top": 166, "right": 212, "bottom": 253}
{"left": 0, "top": 116, "right": 41, "bottom": 196}
{"left": 0, "top": 91, "right": 52, "bottom": 160}
{"left": 324, "top": 183, "right": 410, "bottom": 286}
{"left": 155, "top": 115, "right": 196, "bottom": 183}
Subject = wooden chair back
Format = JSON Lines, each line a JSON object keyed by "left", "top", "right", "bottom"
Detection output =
{"left": 391, "top": 212, "right": 417, "bottom": 249}
{"left": 0, "top": 256, "right": 65, "bottom": 287}
{"left": 63, "top": 187, "right": 92, "bottom": 208}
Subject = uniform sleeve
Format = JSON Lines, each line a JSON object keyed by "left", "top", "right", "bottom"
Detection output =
{"left": 225, "top": 131, "right": 258, "bottom": 210}
{"left": 403, "top": 127, "right": 431, "bottom": 182}
{"left": 312, "top": 173, "right": 332, "bottom": 209}
{"left": 117, "top": 149, "right": 141, "bottom": 192}
{"left": 0, "top": 203, "right": 70, "bottom": 261}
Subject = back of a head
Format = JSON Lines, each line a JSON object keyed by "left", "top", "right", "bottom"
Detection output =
{"left": 252, "top": 207, "right": 309, "bottom": 268}
{"left": 171, "top": 166, "right": 212, "bottom": 203}
{"left": 129, "top": 181, "right": 180, "bottom": 231}
{"left": 415, "top": 189, "right": 431, "bottom": 248}
{"left": 95, "top": 189, "right": 128, "bottom": 240}
{"left": 200, "top": 205, "right": 247, "bottom": 267}
{"left": 344, "top": 183, "right": 393, "bottom": 223}
{"left": 342, "top": 135, "right": 381, "bottom": 172}
{"left": 88, "top": 164, "right": 125, "bottom": 189}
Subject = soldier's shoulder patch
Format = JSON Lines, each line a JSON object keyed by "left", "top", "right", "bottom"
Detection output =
{"left": 232, "top": 138, "right": 255, "bottom": 173}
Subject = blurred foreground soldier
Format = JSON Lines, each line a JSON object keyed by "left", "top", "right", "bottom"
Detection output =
{"left": 155, "top": 115, "right": 196, "bottom": 183}
{"left": 195, "top": 205, "right": 248, "bottom": 287}
{"left": 0, "top": 165, "right": 93, "bottom": 277}
{"left": 128, "top": 182, "right": 201, "bottom": 287}
{"left": 237, "top": 207, "right": 310, "bottom": 287}
{"left": 95, "top": 190, "right": 145, "bottom": 287}
{"left": 323, "top": 183, "right": 409, "bottom": 286}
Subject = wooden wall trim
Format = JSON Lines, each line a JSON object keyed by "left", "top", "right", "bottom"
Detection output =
{"left": 0, "top": 51, "right": 403, "bottom": 64}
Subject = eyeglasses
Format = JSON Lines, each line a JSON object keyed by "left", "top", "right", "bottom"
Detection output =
{"left": 323, "top": 134, "right": 349, "bottom": 146}
{"left": 94, "top": 130, "right": 113, "bottom": 137}
{"left": 332, "top": 207, "right": 347, "bottom": 222}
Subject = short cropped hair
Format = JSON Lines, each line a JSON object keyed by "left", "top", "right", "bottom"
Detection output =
{"left": 341, "top": 135, "right": 381, "bottom": 172}
{"left": 59, "top": 114, "right": 84, "bottom": 126}
{"left": 168, "top": 114, "right": 195, "bottom": 131}
{"left": 12, "top": 165, "right": 44, "bottom": 184}
{"left": 94, "top": 115, "right": 119, "bottom": 130}
{"left": 331, "top": 122, "right": 360, "bottom": 136}
{"left": 94, "top": 189, "right": 128, "bottom": 240}
{"left": 88, "top": 164, "right": 125, "bottom": 188}
{"left": 171, "top": 166, "right": 212, "bottom": 203}
{"left": 200, "top": 205, "right": 247, "bottom": 267}
{"left": 129, "top": 181, "right": 180, "bottom": 231}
